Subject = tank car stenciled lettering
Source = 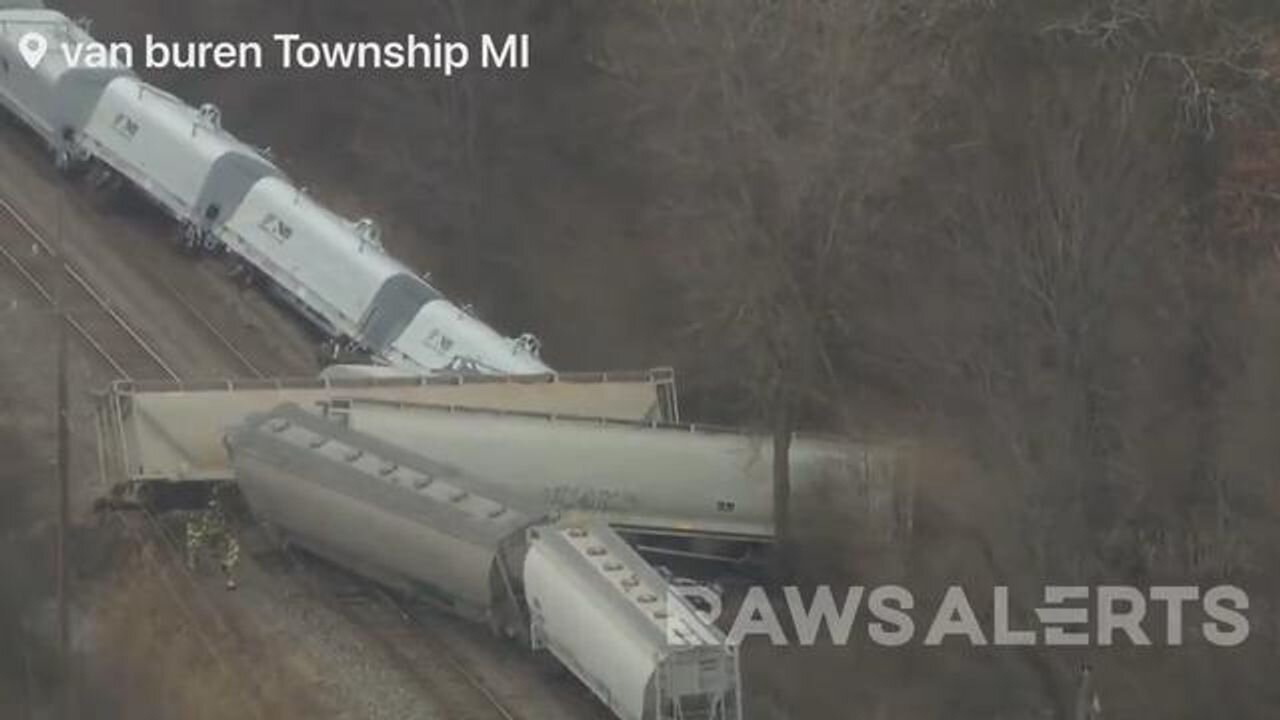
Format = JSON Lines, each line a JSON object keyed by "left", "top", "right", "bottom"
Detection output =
{"left": 112, "top": 112, "right": 139, "bottom": 138}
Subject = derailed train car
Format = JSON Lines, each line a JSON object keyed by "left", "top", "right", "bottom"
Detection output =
{"left": 322, "top": 397, "right": 906, "bottom": 545}
{"left": 215, "top": 176, "right": 549, "bottom": 373}
{"left": 97, "top": 368, "right": 678, "bottom": 491}
{"left": 226, "top": 404, "right": 743, "bottom": 720}
{"left": 225, "top": 403, "right": 533, "bottom": 630}
{"left": 526, "top": 522, "right": 742, "bottom": 720}
{"left": 79, "top": 75, "right": 282, "bottom": 247}
{"left": 0, "top": 4, "right": 130, "bottom": 168}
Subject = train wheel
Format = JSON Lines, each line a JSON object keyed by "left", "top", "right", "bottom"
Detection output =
{"left": 86, "top": 164, "right": 124, "bottom": 211}
{"left": 178, "top": 224, "right": 202, "bottom": 255}
{"left": 241, "top": 264, "right": 261, "bottom": 289}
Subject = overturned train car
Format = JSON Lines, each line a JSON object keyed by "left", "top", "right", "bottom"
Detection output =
{"left": 225, "top": 404, "right": 742, "bottom": 720}
{"left": 526, "top": 522, "right": 742, "bottom": 720}
{"left": 225, "top": 403, "right": 533, "bottom": 630}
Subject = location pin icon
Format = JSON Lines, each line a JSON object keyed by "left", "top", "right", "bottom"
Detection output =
{"left": 19, "top": 32, "right": 49, "bottom": 69}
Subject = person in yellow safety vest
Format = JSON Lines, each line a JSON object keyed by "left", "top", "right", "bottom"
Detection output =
{"left": 185, "top": 489, "right": 241, "bottom": 591}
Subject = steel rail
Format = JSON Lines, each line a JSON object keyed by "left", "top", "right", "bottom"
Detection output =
{"left": 0, "top": 201, "right": 179, "bottom": 381}
{"left": 0, "top": 234, "right": 136, "bottom": 379}
{"left": 155, "top": 272, "right": 266, "bottom": 378}
{"left": 380, "top": 588, "right": 520, "bottom": 720}
{"left": 287, "top": 548, "right": 523, "bottom": 720}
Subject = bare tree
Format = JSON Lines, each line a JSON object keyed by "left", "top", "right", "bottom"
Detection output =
{"left": 609, "top": 0, "right": 943, "bottom": 558}
{"left": 607, "top": 0, "right": 1280, "bottom": 713}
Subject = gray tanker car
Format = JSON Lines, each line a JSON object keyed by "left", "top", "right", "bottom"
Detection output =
{"left": 226, "top": 404, "right": 743, "bottom": 720}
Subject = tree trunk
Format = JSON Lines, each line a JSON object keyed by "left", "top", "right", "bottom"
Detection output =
{"left": 1181, "top": 131, "right": 1223, "bottom": 573}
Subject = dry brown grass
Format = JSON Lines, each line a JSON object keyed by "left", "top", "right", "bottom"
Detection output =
{"left": 84, "top": 529, "right": 323, "bottom": 719}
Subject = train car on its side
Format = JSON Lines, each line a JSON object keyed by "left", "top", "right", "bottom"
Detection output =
{"left": 225, "top": 404, "right": 743, "bottom": 720}
{"left": 525, "top": 521, "right": 742, "bottom": 720}
{"left": 225, "top": 403, "right": 535, "bottom": 631}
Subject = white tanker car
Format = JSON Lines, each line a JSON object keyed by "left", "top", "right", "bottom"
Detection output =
{"left": 0, "top": 3, "right": 547, "bottom": 375}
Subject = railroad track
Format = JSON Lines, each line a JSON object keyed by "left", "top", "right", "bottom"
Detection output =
{"left": 107, "top": 508, "right": 270, "bottom": 720}
{"left": 152, "top": 269, "right": 267, "bottom": 379}
{"left": 0, "top": 194, "right": 273, "bottom": 380}
{"left": 0, "top": 198, "right": 179, "bottom": 381}
{"left": 288, "top": 551, "right": 522, "bottom": 720}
